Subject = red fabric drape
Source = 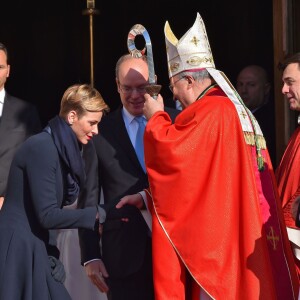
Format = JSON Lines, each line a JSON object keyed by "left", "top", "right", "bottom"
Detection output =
{"left": 276, "top": 126, "right": 300, "bottom": 282}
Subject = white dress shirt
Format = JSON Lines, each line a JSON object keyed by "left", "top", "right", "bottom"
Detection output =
{"left": 0, "top": 89, "right": 5, "bottom": 117}
{"left": 122, "top": 107, "right": 152, "bottom": 231}
{"left": 122, "top": 107, "right": 146, "bottom": 148}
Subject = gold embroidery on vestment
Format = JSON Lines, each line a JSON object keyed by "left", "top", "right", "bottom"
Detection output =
{"left": 267, "top": 226, "right": 279, "bottom": 250}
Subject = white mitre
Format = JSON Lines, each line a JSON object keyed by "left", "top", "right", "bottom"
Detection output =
{"left": 164, "top": 12, "right": 215, "bottom": 78}
{"left": 164, "top": 12, "right": 265, "bottom": 152}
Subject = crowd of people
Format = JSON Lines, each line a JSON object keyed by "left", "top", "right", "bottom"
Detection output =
{"left": 0, "top": 10, "right": 300, "bottom": 300}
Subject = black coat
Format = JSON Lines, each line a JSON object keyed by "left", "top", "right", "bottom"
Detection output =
{"left": 0, "top": 132, "right": 98, "bottom": 300}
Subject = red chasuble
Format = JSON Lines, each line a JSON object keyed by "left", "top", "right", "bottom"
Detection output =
{"left": 144, "top": 86, "right": 298, "bottom": 300}
{"left": 276, "top": 126, "right": 300, "bottom": 281}
{"left": 276, "top": 126, "right": 300, "bottom": 227}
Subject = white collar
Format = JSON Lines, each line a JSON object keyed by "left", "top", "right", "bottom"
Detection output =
{"left": 0, "top": 89, "right": 5, "bottom": 117}
{"left": 0, "top": 89, "right": 5, "bottom": 104}
{"left": 122, "top": 106, "right": 145, "bottom": 126}
{"left": 122, "top": 106, "right": 136, "bottom": 126}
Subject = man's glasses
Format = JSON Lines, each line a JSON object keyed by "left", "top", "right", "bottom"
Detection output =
{"left": 119, "top": 84, "right": 147, "bottom": 95}
{"left": 169, "top": 77, "right": 185, "bottom": 93}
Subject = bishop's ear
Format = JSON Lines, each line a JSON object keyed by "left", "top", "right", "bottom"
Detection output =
{"left": 185, "top": 75, "right": 194, "bottom": 85}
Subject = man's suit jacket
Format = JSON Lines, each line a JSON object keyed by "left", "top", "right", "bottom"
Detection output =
{"left": 0, "top": 92, "right": 41, "bottom": 196}
{"left": 78, "top": 106, "right": 179, "bottom": 279}
{"left": 252, "top": 100, "right": 276, "bottom": 167}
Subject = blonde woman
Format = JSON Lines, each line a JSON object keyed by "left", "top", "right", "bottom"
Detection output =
{"left": 0, "top": 84, "right": 109, "bottom": 300}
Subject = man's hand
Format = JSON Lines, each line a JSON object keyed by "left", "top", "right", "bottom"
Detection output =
{"left": 116, "top": 193, "right": 144, "bottom": 209}
{"left": 143, "top": 93, "right": 164, "bottom": 120}
{"left": 114, "top": 193, "right": 145, "bottom": 222}
{"left": 84, "top": 260, "right": 109, "bottom": 293}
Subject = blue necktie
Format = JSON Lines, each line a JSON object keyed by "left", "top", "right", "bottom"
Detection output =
{"left": 135, "top": 116, "right": 146, "bottom": 172}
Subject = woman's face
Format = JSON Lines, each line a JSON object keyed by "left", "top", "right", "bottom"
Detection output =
{"left": 70, "top": 110, "right": 103, "bottom": 144}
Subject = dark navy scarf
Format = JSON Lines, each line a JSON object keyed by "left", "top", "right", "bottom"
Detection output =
{"left": 44, "top": 115, "right": 86, "bottom": 205}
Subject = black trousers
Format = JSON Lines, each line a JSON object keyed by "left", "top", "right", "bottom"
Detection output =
{"left": 107, "top": 237, "right": 154, "bottom": 300}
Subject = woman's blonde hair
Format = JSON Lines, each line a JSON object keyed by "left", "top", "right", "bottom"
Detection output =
{"left": 59, "top": 83, "right": 109, "bottom": 119}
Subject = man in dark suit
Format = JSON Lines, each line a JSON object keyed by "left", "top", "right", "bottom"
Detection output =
{"left": 0, "top": 42, "right": 41, "bottom": 208}
{"left": 236, "top": 65, "right": 276, "bottom": 166}
{"left": 78, "top": 54, "right": 179, "bottom": 300}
